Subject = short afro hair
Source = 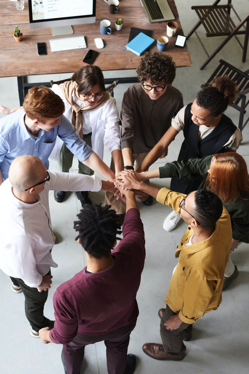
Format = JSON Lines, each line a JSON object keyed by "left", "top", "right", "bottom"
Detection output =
{"left": 74, "top": 204, "right": 122, "bottom": 259}
{"left": 193, "top": 190, "right": 223, "bottom": 228}
{"left": 136, "top": 52, "right": 176, "bottom": 85}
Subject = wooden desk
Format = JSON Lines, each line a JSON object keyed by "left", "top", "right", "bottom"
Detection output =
{"left": 0, "top": 0, "right": 191, "bottom": 77}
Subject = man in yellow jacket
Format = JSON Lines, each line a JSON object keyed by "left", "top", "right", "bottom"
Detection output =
{"left": 116, "top": 171, "right": 232, "bottom": 361}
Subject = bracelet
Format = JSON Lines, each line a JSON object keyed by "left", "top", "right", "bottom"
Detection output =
{"left": 124, "top": 166, "right": 134, "bottom": 170}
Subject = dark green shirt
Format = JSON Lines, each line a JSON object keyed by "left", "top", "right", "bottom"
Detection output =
{"left": 159, "top": 155, "right": 249, "bottom": 242}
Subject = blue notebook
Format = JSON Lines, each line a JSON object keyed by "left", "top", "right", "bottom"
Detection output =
{"left": 125, "top": 32, "right": 155, "bottom": 56}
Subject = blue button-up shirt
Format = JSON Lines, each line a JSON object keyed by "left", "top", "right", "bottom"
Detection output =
{"left": 0, "top": 108, "right": 92, "bottom": 180}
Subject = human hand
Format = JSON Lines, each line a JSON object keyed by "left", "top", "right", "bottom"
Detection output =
{"left": 37, "top": 275, "right": 53, "bottom": 293}
{"left": 164, "top": 315, "right": 182, "bottom": 330}
{"left": 115, "top": 170, "right": 142, "bottom": 191}
{"left": 39, "top": 327, "right": 51, "bottom": 344}
{"left": 231, "top": 238, "right": 239, "bottom": 252}
{"left": 0, "top": 105, "right": 11, "bottom": 115}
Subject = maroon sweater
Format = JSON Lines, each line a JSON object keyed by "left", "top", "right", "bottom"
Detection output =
{"left": 50, "top": 208, "right": 145, "bottom": 344}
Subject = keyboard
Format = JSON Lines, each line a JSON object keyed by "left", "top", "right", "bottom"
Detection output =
{"left": 143, "top": 0, "right": 164, "bottom": 20}
{"left": 49, "top": 36, "right": 87, "bottom": 53}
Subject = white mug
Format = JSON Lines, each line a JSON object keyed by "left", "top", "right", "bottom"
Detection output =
{"left": 167, "top": 21, "right": 178, "bottom": 37}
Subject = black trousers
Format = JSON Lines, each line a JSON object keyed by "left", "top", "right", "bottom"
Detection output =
{"left": 10, "top": 271, "right": 51, "bottom": 332}
{"left": 160, "top": 305, "right": 192, "bottom": 355}
{"left": 62, "top": 322, "right": 136, "bottom": 374}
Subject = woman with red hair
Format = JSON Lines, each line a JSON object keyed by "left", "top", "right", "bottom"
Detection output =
{"left": 131, "top": 152, "right": 249, "bottom": 290}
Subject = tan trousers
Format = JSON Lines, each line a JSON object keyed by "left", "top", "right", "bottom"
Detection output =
{"left": 105, "top": 152, "right": 150, "bottom": 214}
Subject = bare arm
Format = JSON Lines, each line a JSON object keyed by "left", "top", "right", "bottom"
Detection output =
{"left": 83, "top": 152, "right": 115, "bottom": 182}
{"left": 112, "top": 149, "right": 123, "bottom": 174}
{"left": 122, "top": 147, "right": 133, "bottom": 167}
{"left": 121, "top": 189, "right": 138, "bottom": 211}
{"left": 137, "top": 126, "right": 179, "bottom": 172}
{"left": 0, "top": 105, "right": 22, "bottom": 115}
{"left": 0, "top": 170, "right": 3, "bottom": 185}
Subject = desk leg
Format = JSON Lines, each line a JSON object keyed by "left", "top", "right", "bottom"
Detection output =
{"left": 17, "top": 76, "right": 25, "bottom": 105}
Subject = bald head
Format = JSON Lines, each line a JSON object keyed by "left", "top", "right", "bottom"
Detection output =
{"left": 9, "top": 156, "right": 46, "bottom": 192}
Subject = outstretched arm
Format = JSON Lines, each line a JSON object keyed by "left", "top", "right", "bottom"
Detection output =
{"left": 0, "top": 105, "right": 22, "bottom": 115}
{"left": 137, "top": 126, "right": 179, "bottom": 172}
{"left": 83, "top": 152, "right": 115, "bottom": 182}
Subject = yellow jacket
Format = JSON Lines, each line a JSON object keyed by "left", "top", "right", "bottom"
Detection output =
{"left": 157, "top": 188, "right": 232, "bottom": 324}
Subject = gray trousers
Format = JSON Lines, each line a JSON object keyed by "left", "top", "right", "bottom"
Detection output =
{"left": 160, "top": 305, "right": 192, "bottom": 355}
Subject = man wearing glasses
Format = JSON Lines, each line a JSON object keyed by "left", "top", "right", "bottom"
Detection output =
{"left": 115, "top": 171, "right": 232, "bottom": 361}
{"left": 0, "top": 155, "right": 115, "bottom": 338}
{"left": 119, "top": 52, "right": 183, "bottom": 206}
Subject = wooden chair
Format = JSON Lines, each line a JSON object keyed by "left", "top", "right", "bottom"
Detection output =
{"left": 201, "top": 59, "right": 249, "bottom": 131}
{"left": 50, "top": 79, "right": 119, "bottom": 97}
{"left": 186, "top": 0, "right": 249, "bottom": 70}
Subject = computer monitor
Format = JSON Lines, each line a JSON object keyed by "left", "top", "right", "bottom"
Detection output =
{"left": 28, "top": 0, "right": 96, "bottom": 36}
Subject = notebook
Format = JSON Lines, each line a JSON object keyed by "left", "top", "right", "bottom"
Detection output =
{"left": 125, "top": 32, "right": 155, "bottom": 56}
{"left": 128, "top": 27, "right": 153, "bottom": 43}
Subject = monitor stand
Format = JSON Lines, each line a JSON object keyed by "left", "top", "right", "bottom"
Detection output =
{"left": 52, "top": 26, "right": 74, "bottom": 36}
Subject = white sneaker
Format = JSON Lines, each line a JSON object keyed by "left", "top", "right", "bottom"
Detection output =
{"left": 163, "top": 211, "right": 181, "bottom": 232}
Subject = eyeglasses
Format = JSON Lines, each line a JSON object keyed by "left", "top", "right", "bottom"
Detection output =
{"left": 179, "top": 197, "right": 200, "bottom": 226}
{"left": 82, "top": 92, "right": 104, "bottom": 100}
{"left": 142, "top": 82, "right": 166, "bottom": 92}
{"left": 25, "top": 172, "right": 50, "bottom": 191}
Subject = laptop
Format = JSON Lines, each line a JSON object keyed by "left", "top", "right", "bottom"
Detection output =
{"left": 140, "top": 0, "right": 175, "bottom": 23}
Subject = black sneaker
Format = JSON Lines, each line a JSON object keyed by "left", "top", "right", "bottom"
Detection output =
{"left": 75, "top": 191, "right": 92, "bottom": 208}
{"left": 142, "top": 195, "right": 153, "bottom": 206}
{"left": 54, "top": 191, "right": 66, "bottom": 203}
{"left": 124, "top": 354, "right": 136, "bottom": 374}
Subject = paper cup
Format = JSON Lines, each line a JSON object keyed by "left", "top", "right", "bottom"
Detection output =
{"left": 157, "top": 36, "right": 169, "bottom": 51}
{"left": 167, "top": 21, "right": 178, "bottom": 37}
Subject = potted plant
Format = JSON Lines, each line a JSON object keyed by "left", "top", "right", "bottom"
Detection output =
{"left": 13, "top": 26, "right": 23, "bottom": 42}
{"left": 115, "top": 18, "right": 123, "bottom": 31}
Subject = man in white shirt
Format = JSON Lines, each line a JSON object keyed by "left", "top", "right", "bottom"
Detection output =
{"left": 0, "top": 155, "right": 114, "bottom": 338}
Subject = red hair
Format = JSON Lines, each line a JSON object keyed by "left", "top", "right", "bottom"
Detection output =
{"left": 205, "top": 152, "right": 249, "bottom": 203}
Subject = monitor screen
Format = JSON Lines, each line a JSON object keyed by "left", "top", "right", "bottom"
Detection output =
{"left": 28, "top": 0, "right": 96, "bottom": 29}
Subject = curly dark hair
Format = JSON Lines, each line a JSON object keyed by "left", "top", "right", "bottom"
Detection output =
{"left": 71, "top": 65, "right": 105, "bottom": 95}
{"left": 74, "top": 204, "right": 122, "bottom": 259}
{"left": 193, "top": 189, "right": 223, "bottom": 228}
{"left": 197, "top": 75, "right": 238, "bottom": 117}
{"left": 136, "top": 52, "right": 176, "bottom": 85}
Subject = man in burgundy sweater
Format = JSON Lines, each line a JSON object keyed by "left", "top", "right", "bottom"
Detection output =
{"left": 39, "top": 188, "right": 145, "bottom": 374}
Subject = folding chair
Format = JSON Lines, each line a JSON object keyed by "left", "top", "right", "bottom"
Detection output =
{"left": 50, "top": 79, "right": 119, "bottom": 97}
{"left": 186, "top": 0, "right": 249, "bottom": 70}
{"left": 201, "top": 59, "right": 249, "bottom": 131}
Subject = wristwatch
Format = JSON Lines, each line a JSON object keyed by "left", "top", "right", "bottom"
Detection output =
{"left": 124, "top": 166, "right": 134, "bottom": 170}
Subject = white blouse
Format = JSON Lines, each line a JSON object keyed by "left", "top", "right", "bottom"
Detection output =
{"left": 51, "top": 84, "right": 121, "bottom": 160}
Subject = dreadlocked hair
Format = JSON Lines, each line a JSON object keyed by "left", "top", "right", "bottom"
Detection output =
{"left": 74, "top": 204, "right": 122, "bottom": 259}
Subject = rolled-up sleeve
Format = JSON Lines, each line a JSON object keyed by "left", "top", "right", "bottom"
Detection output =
{"left": 58, "top": 116, "right": 93, "bottom": 162}
{"left": 156, "top": 187, "right": 185, "bottom": 214}
{"left": 120, "top": 91, "right": 135, "bottom": 150}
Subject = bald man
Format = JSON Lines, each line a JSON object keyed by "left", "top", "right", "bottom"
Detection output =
{"left": 0, "top": 156, "right": 114, "bottom": 338}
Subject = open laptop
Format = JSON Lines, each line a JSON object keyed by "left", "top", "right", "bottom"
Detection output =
{"left": 140, "top": 0, "right": 175, "bottom": 23}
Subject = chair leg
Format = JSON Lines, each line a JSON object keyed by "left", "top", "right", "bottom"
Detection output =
{"left": 200, "top": 16, "right": 249, "bottom": 70}
{"left": 238, "top": 96, "right": 246, "bottom": 131}
{"left": 243, "top": 20, "right": 249, "bottom": 63}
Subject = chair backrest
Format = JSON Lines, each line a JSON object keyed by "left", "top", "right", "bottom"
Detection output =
{"left": 50, "top": 79, "right": 119, "bottom": 98}
{"left": 201, "top": 59, "right": 249, "bottom": 105}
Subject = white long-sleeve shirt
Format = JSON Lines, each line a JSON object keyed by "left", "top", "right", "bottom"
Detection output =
{"left": 51, "top": 84, "right": 121, "bottom": 160}
{"left": 0, "top": 171, "right": 102, "bottom": 288}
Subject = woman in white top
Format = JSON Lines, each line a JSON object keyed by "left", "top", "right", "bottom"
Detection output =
{"left": 51, "top": 65, "right": 122, "bottom": 206}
